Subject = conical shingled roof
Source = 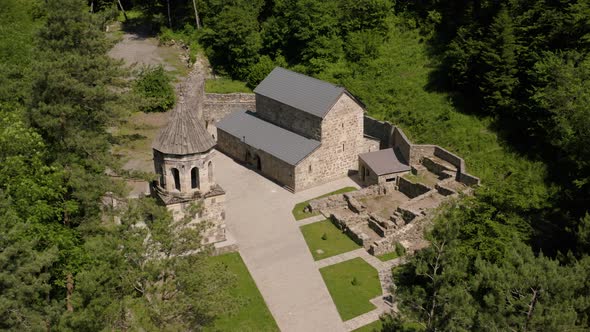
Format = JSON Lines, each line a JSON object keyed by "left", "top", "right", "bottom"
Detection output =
{"left": 152, "top": 91, "right": 215, "bottom": 155}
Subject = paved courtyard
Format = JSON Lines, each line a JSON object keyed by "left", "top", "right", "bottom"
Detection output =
{"left": 214, "top": 151, "right": 360, "bottom": 332}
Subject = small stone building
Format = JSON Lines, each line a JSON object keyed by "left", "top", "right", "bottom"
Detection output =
{"left": 358, "top": 148, "right": 410, "bottom": 185}
{"left": 216, "top": 67, "right": 379, "bottom": 192}
{"left": 151, "top": 92, "right": 226, "bottom": 245}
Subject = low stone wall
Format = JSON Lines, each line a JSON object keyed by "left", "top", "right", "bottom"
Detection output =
{"left": 398, "top": 176, "right": 432, "bottom": 198}
{"left": 422, "top": 156, "right": 453, "bottom": 176}
{"left": 459, "top": 172, "right": 480, "bottom": 186}
{"left": 203, "top": 92, "right": 256, "bottom": 139}
{"left": 329, "top": 214, "right": 370, "bottom": 248}
{"left": 435, "top": 183, "right": 456, "bottom": 196}
{"left": 410, "top": 144, "right": 436, "bottom": 165}
{"left": 434, "top": 146, "right": 464, "bottom": 171}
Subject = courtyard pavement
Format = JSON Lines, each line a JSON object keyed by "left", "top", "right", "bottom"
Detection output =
{"left": 214, "top": 151, "right": 361, "bottom": 332}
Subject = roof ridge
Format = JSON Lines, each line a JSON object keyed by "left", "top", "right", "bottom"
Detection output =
{"left": 271, "top": 67, "right": 344, "bottom": 90}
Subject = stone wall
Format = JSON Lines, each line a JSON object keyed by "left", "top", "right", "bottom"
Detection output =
{"left": 363, "top": 115, "right": 393, "bottom": 149}
{"left": 458, "top": 172, "right": 480, "bottom": 186}
{"left": 434, "top": 146, "right": 464, "bottom": 170}
{"left": 410, "top": 144, "right": 436, "bottom": 165}
{"left": 203, "top": 93, "right": 255, "bottom": 139}
{"left": 363, "top": 136, "right": 381, "bottom": 154}
{"left": 216, "top": 128, "right": 296, "bottom": 190}
{"left": 363, "top": 118, "right": 480, "bottom": 187}
{"left": 256, "top": 94, "right": 322, "bottom": 140}
{"left": 293, "top": 93, "right": 365, "bottom": 191}
{"left": 392, "top": 127, "right": 412, "bottom": 163}
{"left": 166, "top": 193, "right": 226, "bottom": 244}
{"left": 153, "top": 149, "right": 215, "bottom": 195}
{"left": 398, "top": 176, "right": 432, "bottom": 198}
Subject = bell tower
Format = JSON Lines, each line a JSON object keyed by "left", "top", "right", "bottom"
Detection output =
{"left": 151, "top": 85, "right": 227, "bottom": 245}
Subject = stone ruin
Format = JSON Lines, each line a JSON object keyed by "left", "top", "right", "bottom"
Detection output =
{"left": 308, "top": 153, "right": 475, "bottom": 256}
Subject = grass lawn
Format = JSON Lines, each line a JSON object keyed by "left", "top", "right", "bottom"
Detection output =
{"left": 376, "top": 251, "right": 399, "bottom": 262}
{"left": 320, "top": 257, "right": 382, "bottom": 321}
{"left": 292, "top": 186, "right": 357, "bottom": 220}
{"left": 205, "top": 77, "right": 252, "bottom": 93}
{"left": 205, "top": 252, "right": 279, "bottom": 332}
{"left": 300, "top": 220, "right": 361, "bottom": 261}
{"left": 352, "top": 319, "right": 383, "bottom": 332}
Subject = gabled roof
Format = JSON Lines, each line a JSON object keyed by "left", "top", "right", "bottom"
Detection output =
{"left": 254, "top": 67, "right": 345, "bottom": 118}
{"left": 217, "top": 110, "right": 321, "bottom": 166}
{"left": 359, "top": 148, "right": 410, "bottom": 176}
{"left": 152, "top": 94, "right": 215, "bottom": 155}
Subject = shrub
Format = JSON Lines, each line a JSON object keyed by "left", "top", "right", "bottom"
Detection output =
{"left": 351, "top": 276, "right": 359, "bottom": 286}
{"left": 321, "top": 232, "right": 328, "bottom": 240}
{"left": 133, "top": 65, "right": 175, "bottom": 112}
{"left": 395, "top": 242, "right": 406, "bottom": 257}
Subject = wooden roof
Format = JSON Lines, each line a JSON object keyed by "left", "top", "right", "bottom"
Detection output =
{"left": 152, "top": 92, "right": 215, "bottom": 155}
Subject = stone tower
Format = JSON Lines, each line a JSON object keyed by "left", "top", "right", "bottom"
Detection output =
{"left": 151, "top": 87, "right": 227, "bottom": 245}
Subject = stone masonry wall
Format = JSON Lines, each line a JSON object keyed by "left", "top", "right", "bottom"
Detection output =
{"left": 203, "top": 93, "right": 255, "bottom": 139}
{"left": 294, "top": 93, "right": 365, "bottom": 191}
{"left": 153, "top": 149, "right": 215, "bottom": 194}
{"left": 410, "top": 145, "right": 437, "bottom": 165}
{"left": 392, "top": 127, "right": 412, "bottom": 163}
{"left": 216, "top": 128, "right": 296, "bottom": 189}
{"left": 363, "top": 115, "right": 393, "bottom": 149}
{"left": 256, "top": 94, "right": 323, "bottom": 140}
{"left": 398, "top": 176, "right": 432, "bottom": 198}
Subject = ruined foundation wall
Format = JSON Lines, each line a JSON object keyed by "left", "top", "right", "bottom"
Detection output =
{"left": 398, "top": 176, "right": 432, "bottom": 198}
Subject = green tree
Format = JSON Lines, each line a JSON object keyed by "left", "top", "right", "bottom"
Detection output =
{"left": 200, "top": 0, "right": 263, "bottom": 80}
{"left": 134, "top": 65, "right": 176, "bottom": 112}
{"left": 479, "top": 7, "right": 519, "bottom": 117}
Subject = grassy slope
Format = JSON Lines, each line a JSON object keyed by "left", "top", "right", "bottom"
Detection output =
{"left": 205, "top": 252, "right": 278, "bottom": 332}
{"left": 320, "top": 257, "right": 382, "bottom": 321}
{"left": 292, "top": 186, "right": 357, "bottom": 220}
{"left": 205, "top": 77, "right": 252, "bottom": 93}
{"left": 300, "top": 220, "right": 361, "bottom": 260}
{"left": 320, "top": 22, "right": 550, "bottom": 215}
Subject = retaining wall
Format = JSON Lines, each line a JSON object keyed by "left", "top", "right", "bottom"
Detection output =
{"left": 398, "top": 176, "right": 432, "bottom": 198}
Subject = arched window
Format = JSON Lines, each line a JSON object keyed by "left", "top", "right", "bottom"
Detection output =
{"left": 208, "top": 161, "right": 213, "bottom": 183}
{"left": 171, "top": 168, "right": 181, "bottom": 191}
{"left": 160, "top": 166, "right": 166, "bottom": 186}
{"left": 309, "top": 164, "right": 312, "bottom": 173}
{"left": 191, "top": 167, "right": 199, "bottom": 189}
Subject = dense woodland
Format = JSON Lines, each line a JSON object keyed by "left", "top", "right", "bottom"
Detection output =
{"left": 1, "top": 0, "right": 590, "bottom": 330}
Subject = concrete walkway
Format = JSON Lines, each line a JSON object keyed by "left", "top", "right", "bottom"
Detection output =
{"left": 297, "top": 214, "right": 327, "bottom": 226}
{"left": 214, "top": 151, "right": 360, "bottom": 332}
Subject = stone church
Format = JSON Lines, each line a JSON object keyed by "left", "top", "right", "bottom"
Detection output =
{"left": 150, "top": 88, "right": 226, "bottom": 245}
{"left": 216, "top": 67, "right": 379, "bottom": 192}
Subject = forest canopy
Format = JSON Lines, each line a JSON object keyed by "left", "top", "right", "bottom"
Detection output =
{"left": 1, "top": 0, "right": 589, "bottom": 330}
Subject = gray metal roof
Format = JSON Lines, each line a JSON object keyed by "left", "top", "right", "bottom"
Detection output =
{"left": 217, "top": 110, "right": 320, "bottom": 165}
{"left": 253, "top": 67, "right": 345, "bottom": 118}
{"left": 359, "top": 148, "right": 410, "bottom": 176}
{"left": 152, "top": 94, "right": 215, "bottom": 155}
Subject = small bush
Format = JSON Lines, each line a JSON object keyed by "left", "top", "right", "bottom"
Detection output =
{"left": 321, "top": 232, "right": 328, "bottom": 241}
{"left": 133, "top": 65, "right": 175, "bottom": 112}
{"left": 395, "top": 242, "right": 406, "bottom": 257}
{"left": 351, "top": 276, "right": 359, "bottom": 286}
